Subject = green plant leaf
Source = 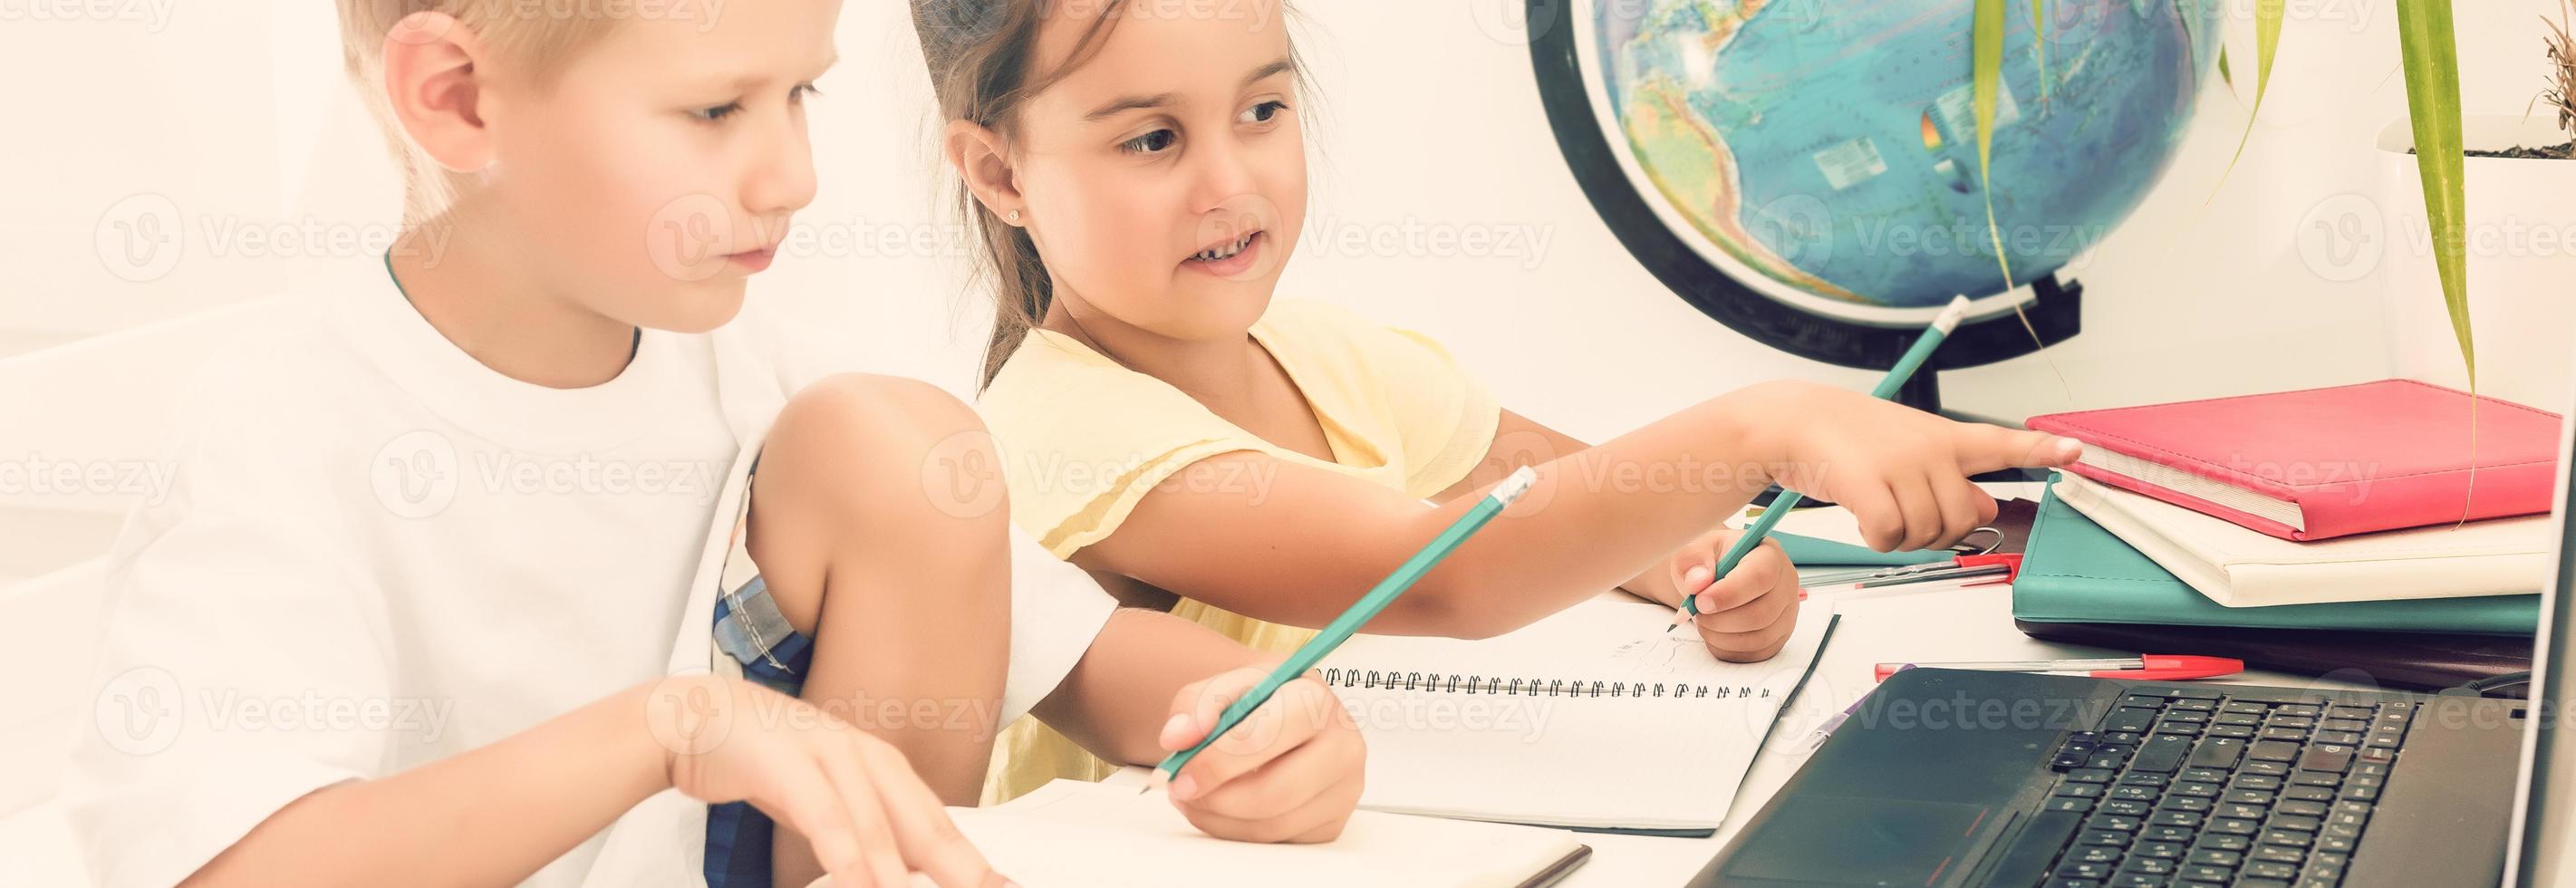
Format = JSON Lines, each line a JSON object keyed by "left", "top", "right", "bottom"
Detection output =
{"left": 2395, "top": 0, "right": 2473, "bottom": 389}
{"left": 2031, "top": 0, "right": 2051, "bottom": 101}
{"left": 1976, "top": 0, "right": 2078, "bottom": 405}
{"left": 1974, "top": 0, "right": 2012, "bottom": 287}
{"left": 2214, "top": 0, "right": 2284, "bottom": 195}
{"left": 2218, "top": 45, "right": 2232, "bottom": 89}
{"left": 2395, "top": 0, "right": 2476, "bottom": 519}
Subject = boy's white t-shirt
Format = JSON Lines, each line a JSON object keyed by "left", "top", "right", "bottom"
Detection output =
{"left": 62, "top": 256, "right": 1116, "bottom": 888}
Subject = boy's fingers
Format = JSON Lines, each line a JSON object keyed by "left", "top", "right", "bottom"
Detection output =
{"left": 815, "top": 742, "right": 911, "bottom": 888}
{"left": 858, "top": 743, "right": 1006, "bottom": 888}
{"left": 1956, "top": 427, "right": 2082, "bottom": 474}
{"left": 777, "top": 762, "right": 869, "bottom": 888}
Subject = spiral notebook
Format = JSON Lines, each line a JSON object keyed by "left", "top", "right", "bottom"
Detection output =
{"left": 1314, "top": 600, "right": 1838, "bottom": 835}
{"left": 949, "top": 779, "right": 1591, "bottom": 888}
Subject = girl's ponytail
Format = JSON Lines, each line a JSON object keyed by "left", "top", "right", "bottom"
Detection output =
{"left": 975, "top": 195, "right": 1054, "bottom": 387}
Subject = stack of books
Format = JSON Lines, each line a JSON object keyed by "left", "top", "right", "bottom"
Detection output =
{"left": 2010, "top": 380, "right": 2559, "bottom": 689}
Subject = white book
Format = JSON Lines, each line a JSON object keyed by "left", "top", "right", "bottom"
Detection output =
{"left": 2052, "top": 470, "right": 2553, "bottom": 607}
{"left": 948, "top": 779, "right": 1592, "bottom": 888}
{"left": 1313, "top": 600, "right": 1837, "bottom": 835}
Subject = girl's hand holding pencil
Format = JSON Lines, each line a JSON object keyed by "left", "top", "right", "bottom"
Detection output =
{"left": 1152, "top": 668, "right": 1366, "bottom": 844}
{"left": 1668, "top": 527, "right": 1803, "bottom": 661}
{"left": 1138, "top": 468, "right": 1534, "bottom": 843}
{"left": 1658, "top": 381, "right": 2082, "bottom": 638}
{"left": 1664, "top": 297, "right": 2083, "bottom": 638}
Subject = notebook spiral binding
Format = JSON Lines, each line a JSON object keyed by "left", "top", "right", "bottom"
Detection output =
{"left": 1312, "top": 668, "right": 1768, "bottom": 700}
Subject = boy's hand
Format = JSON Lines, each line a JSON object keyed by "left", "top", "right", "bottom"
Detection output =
{"left": 1735, "top": 380, "right": 2081, "bottom": 553}
{"left": 1157, "top": 668, "right": 1366, "bottom": 844}
{"left": 1670, "top": 527, "right": 1801, "bottom": 661}
{"left": 644, "top": 676, "right": 1008, "bottom": 888}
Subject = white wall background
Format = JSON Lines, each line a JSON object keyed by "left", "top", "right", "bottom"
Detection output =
{"left": 1, "top": 0, "right": 2569, "bottom": 584}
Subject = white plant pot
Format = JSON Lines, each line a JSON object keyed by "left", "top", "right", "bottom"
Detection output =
{"left": 2371, "top": 114, "right": 2576, "bottom": 412}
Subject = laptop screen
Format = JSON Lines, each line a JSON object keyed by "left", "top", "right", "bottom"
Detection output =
{"left": 2509, "top": 399, "right": 2573, "bottom": 884}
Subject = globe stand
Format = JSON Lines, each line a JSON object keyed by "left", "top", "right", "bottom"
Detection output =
{"left": 1892, "top": 275, "right": 2083, "bottom": 418}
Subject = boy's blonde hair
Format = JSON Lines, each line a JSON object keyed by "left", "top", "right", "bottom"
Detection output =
{"left": 334, "top": 1, "right": 616, "bottom": 219}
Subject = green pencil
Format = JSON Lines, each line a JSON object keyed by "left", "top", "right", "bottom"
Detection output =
{"left": 1145, "top": 466, "right": 1540, "bottom": 792}
{"left": 1666, "top": 294, "right": 1976, "bottom": 632}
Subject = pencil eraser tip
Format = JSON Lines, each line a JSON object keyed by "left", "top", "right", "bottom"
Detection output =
{"left": 1932, "top": 295, "right": 1973, "bottom": 335}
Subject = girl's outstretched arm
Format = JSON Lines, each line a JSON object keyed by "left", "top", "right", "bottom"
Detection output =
{"left": 1442, "top": 409, "right": 1807, "bottom": 661}
{"left": 1072, "top": 381, "right": 2079, "bottom": 641}
{"left": 1437, "top": 409, "right": 1713, "bottom": 608}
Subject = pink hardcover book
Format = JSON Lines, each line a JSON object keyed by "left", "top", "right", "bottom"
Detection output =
{"left": 2024, "top": 380, "right": 2563, "bottom": 541}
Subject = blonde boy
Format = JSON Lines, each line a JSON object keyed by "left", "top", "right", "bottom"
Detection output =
{"left": 66, "top": 3, "right": 1361, "bottom": 886}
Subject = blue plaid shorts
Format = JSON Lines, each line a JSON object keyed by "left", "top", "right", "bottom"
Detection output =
{"left": 702, "top": 461, "right": 814, "bottom": 888}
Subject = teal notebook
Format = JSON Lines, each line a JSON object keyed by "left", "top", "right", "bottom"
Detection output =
{"left": 1776, "top": 531, "right": 1954, "bottom": 566}
{"left": 2016, "top": 475, "right": 2541, "bottom": 635}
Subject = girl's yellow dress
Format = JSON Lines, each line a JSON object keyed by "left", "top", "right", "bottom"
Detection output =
{"left": 974, "top": 299, "right": 1500, "bottom": 803}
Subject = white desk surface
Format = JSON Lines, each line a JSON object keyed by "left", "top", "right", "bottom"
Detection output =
{"left": 1549, "top": 481, "right": 2380, "bottom": 884}
{"left": 1103, "top": 481, "right": 2383, "bottom": 887}
{"left": 1104, "top": 581, "right": 2372, "bottom": 887}
{"left": 1556, "top": 585, "right": 2374, "bottom": 885}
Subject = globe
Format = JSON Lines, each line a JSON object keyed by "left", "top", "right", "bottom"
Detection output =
{"left": 1572, "top": 0, "right": 2225, "bottom": 312}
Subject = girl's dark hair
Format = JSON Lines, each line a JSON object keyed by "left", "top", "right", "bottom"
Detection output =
{"left": 912, "top": 0, "right": 1131, "bottom": 387}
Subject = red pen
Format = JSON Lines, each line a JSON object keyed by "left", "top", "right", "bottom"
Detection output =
{"left": 1872, "top": 654, "right": 2244, "bottom": 682}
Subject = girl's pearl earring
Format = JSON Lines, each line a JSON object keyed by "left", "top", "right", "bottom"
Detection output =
{"left": 1008, "top": 210, "right": 1022, "bottom": 224}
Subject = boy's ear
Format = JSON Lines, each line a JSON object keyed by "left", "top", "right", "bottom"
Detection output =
{"left": 380, "top": 12, "right": 496, "bottom": 174}
{"left": 943, "top": 120, "right": 1026, "bottom": 227}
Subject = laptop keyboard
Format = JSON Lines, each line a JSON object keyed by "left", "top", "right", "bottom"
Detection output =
{"left": 1990, "top": 686, "right": 2410, "bottom": 888}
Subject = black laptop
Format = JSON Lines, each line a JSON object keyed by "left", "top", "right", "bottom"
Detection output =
{"left": 1695, "top": 414, "right": 2573, "bottom": 887}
